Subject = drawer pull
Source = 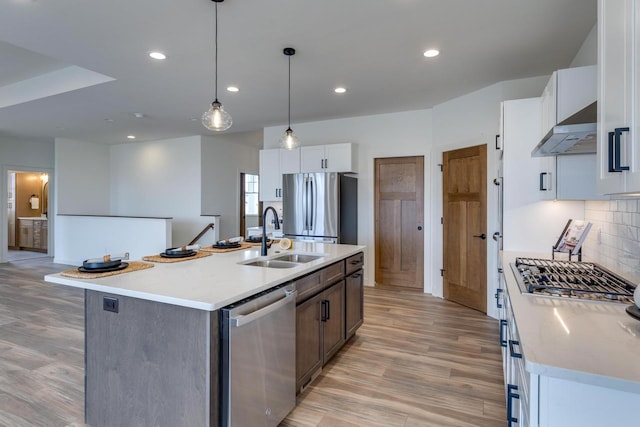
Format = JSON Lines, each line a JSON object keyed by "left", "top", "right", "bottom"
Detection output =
{"left": 499, "top": 319, "right": 507, "bottom": 347}
{"left": 495, "top": 288, "right": 503, "bottom": 309}
{"left": 509, "top": 339, "right": 523, "bottom": 359}
{"left": 507, "top": 384, "right": 520, "bottom": 426}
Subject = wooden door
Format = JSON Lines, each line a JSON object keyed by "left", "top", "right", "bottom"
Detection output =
{"left": 443, "top": 145, "right": 487, "bottom": 313}
{"left": 374, "top": 156, "right": 424, "bottom": 288}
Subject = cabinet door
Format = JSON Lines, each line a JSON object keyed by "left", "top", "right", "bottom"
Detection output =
{"left": 556, "top": 155, "right": 609, "bottom": 200}
{"left": 324, "top": 143, "right": 354, "bottom": 172}
{"left": 597, "top": 0, "right": 633, "bottom": 194}
{"left": 625, "top": 0, "right": 640, "bottom": 192}
{"left": 345, "top": 269, "right": 363, "bottom": 338}
{"left": 33, "top": 220, "right": 42, "bottom": 248}
{"left": 300, "top": 146, "right": 326, "bottom": 173}
{"left": 259, "top": 149, "right": 282, "bottom": 201}
{"left": 280, "top": 148, "right": 301, "bottom": 174}
{"left": 322, "top": 281, "right": 345, "bottom": 362}
{"left": 296, "top": 293, "right": 323, "bottom": 391}
{"left": 40, "top": 221, "right": 48, "bottom": 250}
{"left": 19, "top": 220, "right": 34, "bottom": 248}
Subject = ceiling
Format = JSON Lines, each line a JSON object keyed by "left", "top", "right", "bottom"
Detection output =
{"left": 0, "top": 0, "right": 596, "bottom": 145}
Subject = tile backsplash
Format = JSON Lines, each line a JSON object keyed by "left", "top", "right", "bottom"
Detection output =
{"left": 583, "top": 199, "right": 640, "bottom": 283}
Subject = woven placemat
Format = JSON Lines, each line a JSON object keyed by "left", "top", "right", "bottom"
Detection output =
{"left": 142, "top": 251, "right": 212, "bottom": 263}
{"left": 60, "top": 261, "right": 154, "bottom": 279}
{"left": 200, "top": 242, "right": 253, "bottom": 253}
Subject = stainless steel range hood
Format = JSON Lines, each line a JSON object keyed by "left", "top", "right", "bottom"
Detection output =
{"left": 531, "top": 102, "right": 596, "bottom": 157}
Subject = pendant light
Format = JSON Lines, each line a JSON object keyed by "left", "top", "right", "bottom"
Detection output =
{"left": 280, "top": 47, "right": 300, "bottom": 150}
{"left": 202, "top": 0, "right": 232, "bottom": 131}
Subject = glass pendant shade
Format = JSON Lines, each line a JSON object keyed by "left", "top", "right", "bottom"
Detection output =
{"left": 280, "top": 127, "right": 300, "bottom": 150}
{"left": 202, "top": 100, "right": 232, "bottom": 131}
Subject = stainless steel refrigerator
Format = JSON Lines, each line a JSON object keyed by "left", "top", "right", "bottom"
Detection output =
{"left": 282, "top": 172, "right": 357, "bottom": 244}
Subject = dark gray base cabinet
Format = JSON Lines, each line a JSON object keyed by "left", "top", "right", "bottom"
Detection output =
{"left": 295, "top": 252, "right": 364, "bottom": 393}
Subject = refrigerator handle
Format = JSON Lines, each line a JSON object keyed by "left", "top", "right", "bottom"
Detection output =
{"left": 309, "top": 176, "right": 315, "bottom": 231}
{"left": 305, "top": 176, "right": 313, "bottom": 231}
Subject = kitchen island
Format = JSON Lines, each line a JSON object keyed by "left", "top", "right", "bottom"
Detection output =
{"left": 500, "top": 251, "right": 640, "bottom": 427}
{"left": 45, "top": 242, "right": 365, "bottom": 427}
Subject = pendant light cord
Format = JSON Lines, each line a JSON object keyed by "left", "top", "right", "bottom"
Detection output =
{"left": 288, "top": 54, "right": 291, "bottom": 128}
{"left": 214, "top": 1, "right": 218, "bottom": 101}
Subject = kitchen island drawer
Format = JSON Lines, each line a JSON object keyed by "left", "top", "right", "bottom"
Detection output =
{"left": 322, "top": 261, "right": 345, "bottom": 286}
{"left": 345, "top": 252, "right": 364, "bottom": 275}
{"left": 293, "top": 271, "right": 323, "bottom": 303}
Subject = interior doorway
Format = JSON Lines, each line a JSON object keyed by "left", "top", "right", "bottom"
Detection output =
{"left": 6, "top": 170, "right": 50, "bottom": 262}
{"left": 240, "top": 173, "right": 262, "bottom": 237}
{"left": 442, "top": 144, "right": 487, "bottom": 313}
{"left": 374, "top": 156, "right": 424, "bottom": 289}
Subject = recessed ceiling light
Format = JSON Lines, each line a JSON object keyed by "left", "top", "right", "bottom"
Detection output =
{"left": 227, "top": 86, "right": 239, "bottom": 92}
{"left": 105, "top": 118, "right": 114, "bottom": 123}
{"left": 127, "top": 135, "right": 136, "bottom": 139}
{"left": 334, "top": 87, "right": 347, "bottom": 94}
{"left": 133, "top": 113, "right": 145, "bottom": 118}
{"left": 423, "top": 49, "right": 440, "bottom": 58}
{"left": 149, "top": 51, "right": 167, "bottom": 60}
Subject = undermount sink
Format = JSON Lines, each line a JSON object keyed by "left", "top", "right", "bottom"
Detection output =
{"left": 241, "top": 260, "right": 299, "bottom": 269}
{"left": 271, "top": 254, "right": 324, "bottom": 263}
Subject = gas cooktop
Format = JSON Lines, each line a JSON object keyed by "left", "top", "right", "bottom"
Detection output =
{"left": 510, "top": 257, "right": 636, "bottom": 304}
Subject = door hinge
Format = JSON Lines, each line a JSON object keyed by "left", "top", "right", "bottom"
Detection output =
{"left": 440, "top": 217, "right": 443, "bottom": 225}
{"left": 440, "top": 269, "right": 445, "bottom": 277}
{"left": 437, "top": 164, "right": 443, "bottom": 172}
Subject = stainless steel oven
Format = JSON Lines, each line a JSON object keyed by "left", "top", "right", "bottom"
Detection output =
{"left": 220, "top": 284, "right": 297, "bottom": 426}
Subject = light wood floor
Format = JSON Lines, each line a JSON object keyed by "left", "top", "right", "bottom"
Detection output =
{"left": 0, "top": 259, "right": 505, "bottom": 427}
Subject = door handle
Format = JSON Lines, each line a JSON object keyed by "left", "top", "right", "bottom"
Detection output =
{"left": 473, "top": 234, "right": 486, "bottom": 240}
{"left": 417, "top": 226, "right": 423, "bottom": 231}
{"left": 492, "top": 231, "right": 501, "bottom": 241}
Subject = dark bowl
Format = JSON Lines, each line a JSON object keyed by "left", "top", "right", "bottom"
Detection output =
{"left": 82, "top": 259, "right": 123, "bottom": 270}
{"left": 212, "top": 241, "right": 241, "bottom": 249}
{"left": 164, "top": 247, "right": 195, "bottom": 256}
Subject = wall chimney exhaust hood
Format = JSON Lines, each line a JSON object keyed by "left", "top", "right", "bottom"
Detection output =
{"left": 531, "top": 102, "right": 597, "bottom": 157}
{"left": 532, "top": 65, "right": 596, "bottom": 157}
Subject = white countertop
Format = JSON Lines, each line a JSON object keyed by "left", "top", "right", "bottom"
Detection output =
{"left": 502, "top": 251, "right": 640, "bottom": 394}
{"left": 45, "top": 242, "right": 365, "bottom": 312}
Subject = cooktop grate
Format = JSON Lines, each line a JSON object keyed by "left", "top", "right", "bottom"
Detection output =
{"left": 511, "top": 257, "right": 636, "bottom": 304}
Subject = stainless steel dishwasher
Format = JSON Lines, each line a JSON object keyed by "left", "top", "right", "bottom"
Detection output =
{"left": 221, "top": 284, "right": 297, "bottom": 427}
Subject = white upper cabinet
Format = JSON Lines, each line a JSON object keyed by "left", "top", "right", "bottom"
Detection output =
{"left": 259, "top": 149, "right": 283, "bottom": 201}
{"left": 259, "top": 148, "right": 301, "bottom": 201}
{"left": 300, "top": 143, "right": 355, "bottom": 173}
{"left": 279, "top": 148, "right": 301, "bottom": 174}
{"left": 597, "top": 0, "right": 640, "bottom": 194}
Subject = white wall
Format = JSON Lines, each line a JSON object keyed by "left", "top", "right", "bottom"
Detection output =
{"left": 265, "top": 110, "right": 433, "bottom": 289}
{"left": 201, "top": 131, "right": 261, "bottom": 240}
{"left": 55, "top": 138, "right": 111, "bottom": 214}
{"left": 0, "top": 137, "right": 55, "bottom": 262}
{"left": 110, "top": 136, "right": 205, "bottom": 247}
{"left": 570, "top": 24, "right": 597, "bottom": 68}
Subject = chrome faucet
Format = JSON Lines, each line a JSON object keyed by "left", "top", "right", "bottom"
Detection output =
{"left": 261, "top": 206, "right": 280, "bottom": 256}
